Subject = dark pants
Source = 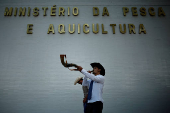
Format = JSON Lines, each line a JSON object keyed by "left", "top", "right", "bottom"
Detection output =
{"left": 86, "top": 101, "right": 103, "bottom": 113}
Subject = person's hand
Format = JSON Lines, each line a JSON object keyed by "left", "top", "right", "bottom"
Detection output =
{"left": 83, "top": 98, "right": 86, "bottom": 103}
{"left": 76, "top": 66, "right": 83, "bottom": 72}
{"left": 68, "top": 66, "right": 82, "bottom": 71}
{"left": 83, "top": 95, "right": 88, "bottom": 103}
{"left": 87, "top": 70, "right": 91, "bottom": 73}
{"left": 69, "top": 69, "right": 78, "bottom": 71}
{"left": 68, "top": 66, "right": 83, "bottom": 72}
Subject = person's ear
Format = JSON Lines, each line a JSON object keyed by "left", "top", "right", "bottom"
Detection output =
{"left": 98, "top": 69, "right": 101, "bottom": 72}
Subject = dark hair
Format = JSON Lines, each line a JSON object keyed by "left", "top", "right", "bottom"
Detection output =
{"left": 95, "top": 67, "right": 105, "bottom": 76}
{"left": 91, "top": 63, "right": 105, "bottom": 76}
{"left": 78, "top": 78, "right": 83, "bottom": 82}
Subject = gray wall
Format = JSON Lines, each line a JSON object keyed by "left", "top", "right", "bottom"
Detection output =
{"left": 0, "top": 0, "right": 170, "bottom": 113}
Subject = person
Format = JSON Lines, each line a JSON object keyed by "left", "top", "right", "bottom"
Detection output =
{"left": 70, "top": 62, "right": 105, "bottom": 113}
{"left": 74, "top": 77, "right": 89, "bottom": 113}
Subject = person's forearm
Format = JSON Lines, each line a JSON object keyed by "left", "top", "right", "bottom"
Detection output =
{"left": 81, "top": 69, "right": 104, "bottom": 83}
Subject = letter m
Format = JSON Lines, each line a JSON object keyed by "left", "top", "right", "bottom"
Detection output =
{"left": 4, "top": 7, "right": 13, "bottom": 16}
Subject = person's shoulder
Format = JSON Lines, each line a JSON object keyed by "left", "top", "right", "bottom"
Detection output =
{"left": 96, "top": 75, "right": 105, "bottom": 80}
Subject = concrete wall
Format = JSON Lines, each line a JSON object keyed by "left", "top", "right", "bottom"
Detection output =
{"left": 0, "top": 0, "right": 170, "bottom": 113}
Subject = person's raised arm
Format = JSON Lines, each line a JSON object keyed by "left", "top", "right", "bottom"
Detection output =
{"left": 69, "top": 66, "right": 104, "bottom": 83}
{"left": 81, "top": 69, "right": 104, "bottom": 83}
